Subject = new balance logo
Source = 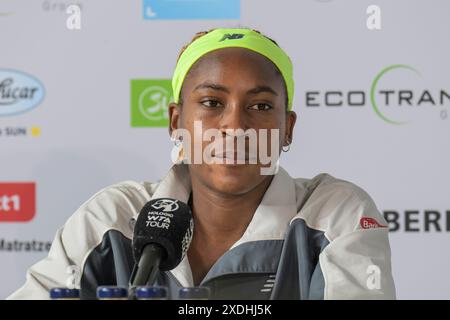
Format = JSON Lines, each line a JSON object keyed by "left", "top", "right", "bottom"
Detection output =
{"left": 260, "top": 274, "right": 276, "bottom": 293}
{"left": 219, "top": 33, "right": 244, "bottom": 41}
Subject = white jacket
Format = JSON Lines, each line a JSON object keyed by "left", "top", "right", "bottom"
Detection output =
{"left": 8, "top": 164, "right": 396, "bottom": 299}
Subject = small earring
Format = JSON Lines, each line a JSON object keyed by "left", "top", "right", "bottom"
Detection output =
{"left": 171, "top": 139, "right": 184, "bottom": 164}
{"left": 282, "top": 139, "right": 291, "bottom": 153}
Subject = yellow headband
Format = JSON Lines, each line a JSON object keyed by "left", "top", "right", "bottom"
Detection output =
{"left": 172, "top": 28, "right": 294, "bottom": 110}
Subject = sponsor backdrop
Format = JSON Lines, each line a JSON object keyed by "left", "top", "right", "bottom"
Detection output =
{"left": 1, "top": 0, "right": 449, "bottom": 299}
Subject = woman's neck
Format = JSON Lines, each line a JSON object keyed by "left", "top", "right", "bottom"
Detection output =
{"left": 186, "top": 173, "right": 273, "bottom": 285}
{"left": 190, "top": 174, "right": 273, "bottom": 242}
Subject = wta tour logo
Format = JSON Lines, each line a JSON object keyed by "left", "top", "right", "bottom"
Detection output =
{"left": 306, "top": 64, "right": 449, "bottom": 125}
{"left": 145, "top": 199, "right": 179, "bottom": 230}
{"left": 151, "top": 199, "right": 179, "bottom": 212}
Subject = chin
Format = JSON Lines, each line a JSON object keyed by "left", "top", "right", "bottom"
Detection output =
{"left": 207, "top": 164, "right": 264, "bottom": 195}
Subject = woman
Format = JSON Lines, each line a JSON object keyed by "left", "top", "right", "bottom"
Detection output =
{"left": 9, "top": 28, "right": 395, "bottom": 299}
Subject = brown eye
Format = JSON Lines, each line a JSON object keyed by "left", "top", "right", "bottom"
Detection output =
{"left": 201, "top": 99, "right": 222, "bottom": 108}
{"left": 249, "top": 103, "right": 272, "bottom": 111}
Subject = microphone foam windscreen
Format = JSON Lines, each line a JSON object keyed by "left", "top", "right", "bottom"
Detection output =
{"left": 132, "top": 198, "right": 194, "bottom": 271}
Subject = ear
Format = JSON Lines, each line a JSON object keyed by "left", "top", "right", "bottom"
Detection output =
{"left": 284, "top": 111, "right": 297, "bottom": 146}
{"left": 168, "top": 102, "right": 181, "bottom": 138}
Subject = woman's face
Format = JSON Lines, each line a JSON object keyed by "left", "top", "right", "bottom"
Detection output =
{"left": 169, "top": 47, "right": 296, "bottom": 196}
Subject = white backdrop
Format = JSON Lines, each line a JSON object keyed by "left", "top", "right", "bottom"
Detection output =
{"left": 1, "top": 0, "right": 449, "bottom": 299}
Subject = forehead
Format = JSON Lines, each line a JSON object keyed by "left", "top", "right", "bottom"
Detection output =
{"left": 182, "top": 47, "right": 284, "bottom": 90}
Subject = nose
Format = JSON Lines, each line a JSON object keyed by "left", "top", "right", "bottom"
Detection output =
{"left": 218, "top": 102, "right": 247, "bottom": 136}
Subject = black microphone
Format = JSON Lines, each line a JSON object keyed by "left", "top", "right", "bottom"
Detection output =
{"left": 129, "top": 198, "right": 193, "bottom": 295}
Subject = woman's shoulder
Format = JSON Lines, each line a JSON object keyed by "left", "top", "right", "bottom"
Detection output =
{"left": 62, "top": 179, "right": 161, "bottom": 239}
{"left": 291, "top": 173, "right": 386, "bottom": 241}
{"left": 293, "top": 173, "right": 373, "bottom": 203}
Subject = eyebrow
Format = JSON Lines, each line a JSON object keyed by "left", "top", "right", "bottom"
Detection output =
{"left": 246, "top": 85, "right": 278, "bottom": 96}
{"left": 193, "top": 82, "right": 278, "bottom": 96}
{"left": 194, "top": 82, "right": 230, "bottom": 93}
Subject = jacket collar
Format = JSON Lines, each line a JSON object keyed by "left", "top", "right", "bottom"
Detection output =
{"left": 150, "top": 164, "right": 298, "bottom": 287}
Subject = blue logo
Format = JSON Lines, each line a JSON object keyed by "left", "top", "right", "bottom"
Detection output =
{"left": 143, "top": 0, "right": 240, "bottom": 20}
{"left": 0, "top": 69, "right": 45, "bottom": 116}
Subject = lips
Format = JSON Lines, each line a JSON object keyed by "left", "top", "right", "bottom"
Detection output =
{"left": 211, "top": 151, "right": 258, "bottom": 163}
{"left": 206, "top": 137, "right": 259, "bottom": 163}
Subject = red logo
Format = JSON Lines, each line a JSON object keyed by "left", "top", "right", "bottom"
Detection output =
{"left": 0, "top": 183, "right": 36, "bottom": 222}
{"left": 360, "top": 216, "right": 387, "bottom": 229}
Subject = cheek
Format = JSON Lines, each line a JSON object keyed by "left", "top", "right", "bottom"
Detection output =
{"left": 264, "top": 116, "right": 286, "bottom": 138}
{"left": 181, "top": 104, "right": 218, "bottom": 129}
